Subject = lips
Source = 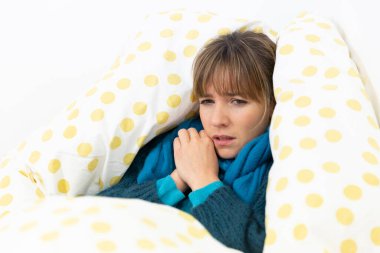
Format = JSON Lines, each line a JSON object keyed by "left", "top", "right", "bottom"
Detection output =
{"left": 212, "top": 135, "right": 235, "bottom": 146}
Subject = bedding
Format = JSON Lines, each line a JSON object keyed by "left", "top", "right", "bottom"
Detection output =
{"left": 0, "top": 196, "right": 241, "bottom": 253}
{"left": 0, "top": 9, "right": 274, "bottom": 253}
{"left": 1, "top": 8, "right": 379, "bottom": 253}
{"left": 265, "top": 12, "right": 380, "bottom": 253}
{"left": 0, "top": 10, "right": 275, "bottom": 214}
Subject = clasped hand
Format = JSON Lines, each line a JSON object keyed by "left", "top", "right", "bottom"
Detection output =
{"left": 171, "top": 128, "right": 219, "bottom": 192}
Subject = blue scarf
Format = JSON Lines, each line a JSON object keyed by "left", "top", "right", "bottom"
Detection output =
{"left": 137, "top": 117, "right": 273, "bottom": 205}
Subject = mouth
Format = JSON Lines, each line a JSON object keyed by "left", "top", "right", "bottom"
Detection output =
{"left": 212, "top": 135, "right": 236, "bottom": 146}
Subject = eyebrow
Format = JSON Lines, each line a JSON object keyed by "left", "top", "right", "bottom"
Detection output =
{"left": 201, "top": 93, "right": 240, "bottom": 98}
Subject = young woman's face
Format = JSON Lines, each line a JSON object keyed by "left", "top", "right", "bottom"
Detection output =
{"left": 199, "top": 85, "right": 270, "bottom": 159}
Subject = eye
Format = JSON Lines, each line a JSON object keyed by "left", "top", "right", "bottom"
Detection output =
{"left": 199, "top": 99, "right": 214, "bottom": 105}
{"left": 231, "top": 99, "right": 247, "bottom": 105}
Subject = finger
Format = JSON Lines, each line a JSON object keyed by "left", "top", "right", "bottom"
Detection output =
{"left": 188, "top": 128, "right": 200, "bottom": 140}
{"left": 173, "top": 137, "right": 180, "bottom": 151}
{"left": 199, "top": 130, "right": 210, "bottom": 139}
{"left": 177, "top": 129, "right": 190, "bottom": 143}
{"left": 200, "top": 130, "right": 214, "bottom": 146}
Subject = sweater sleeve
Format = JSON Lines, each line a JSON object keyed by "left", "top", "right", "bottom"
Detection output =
{"left": 191, "top": 175, "right": 268, "bottom": 253}
{"left": 156, "top": 175, "right": 185, "bottom": 206}
{"left": 188, "top": 181, "right": 224, "bottom": 207}
{"left": 97, "top": 178, "right": 163, "bottom": 204}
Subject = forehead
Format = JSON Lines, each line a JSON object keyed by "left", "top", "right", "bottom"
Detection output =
{"left": 202, "top": 85, "right": 241, "bottom": 97}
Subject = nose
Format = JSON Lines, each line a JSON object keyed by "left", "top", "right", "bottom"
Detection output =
{"left": 210, "top": 104, "right": 230, "bottom": 128}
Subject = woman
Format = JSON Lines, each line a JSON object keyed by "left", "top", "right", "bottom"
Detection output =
{"left": 98, "top": 30, "right": 276, "bottom": 253}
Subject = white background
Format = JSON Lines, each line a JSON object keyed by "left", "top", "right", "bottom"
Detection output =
{"left": 0, "top": 0, "right": 378, "bottom": 156}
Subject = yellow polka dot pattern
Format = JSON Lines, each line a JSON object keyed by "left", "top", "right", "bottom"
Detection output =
{"left": 0, "top": 10, "right": 277, "bottom": 223}
{"left": 266, "top": 13, "right": 380, "bottom": 253}
{"left": 0, "top": 196, "right": 235, "bottom": 252}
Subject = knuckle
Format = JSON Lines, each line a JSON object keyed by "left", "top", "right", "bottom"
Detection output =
{"left": 177, "top": 129, "right": 188, "bottom": 138}
{"left": 200, "top": 130, "right": 208, "bottom": 136}
{"left": 205, "top": 137, "right": 213, "bottom": 144}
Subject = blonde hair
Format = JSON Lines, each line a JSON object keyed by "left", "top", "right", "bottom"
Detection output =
{"left": 192, "top": 30, "right": 276, "bottom": 114}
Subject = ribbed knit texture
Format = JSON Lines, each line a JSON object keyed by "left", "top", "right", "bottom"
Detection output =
{"left": 98, "top": 176, "right": 162, "bottom": 204}
{"left": 97, "top": 117, "right": 272, "bottom": 253}
{"left": 192, "top": 174, "right": 268, "bottom": 253}
{"left": 99, "top": 163, "right": 269, "bottom": 253}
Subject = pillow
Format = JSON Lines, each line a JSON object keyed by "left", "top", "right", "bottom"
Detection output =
{"left": 265, "top": 12, "right": 380, "bottom": 253}
{"left": 0, "top": 196, "right": 241, "bottom": 252}
{"left": 0, "top": 10, "right": 277, "bottom": 215}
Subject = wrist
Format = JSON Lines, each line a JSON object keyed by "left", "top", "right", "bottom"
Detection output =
{"left": 175, "top": 179, "right": 188, "bottom": 192}
{"left": 190, "top": 177, "right": 220, "bottom": 191}
{"left": 170, "top": 172, "right": 188, "bottom": 192}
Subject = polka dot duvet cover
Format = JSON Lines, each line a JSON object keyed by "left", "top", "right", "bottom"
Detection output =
{"left": 1, "top": 10, "right": 379, "bottom": 253}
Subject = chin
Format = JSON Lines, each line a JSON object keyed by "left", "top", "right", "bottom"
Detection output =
{"left": 216, "top": 149, "right": 237, "bottom": 159}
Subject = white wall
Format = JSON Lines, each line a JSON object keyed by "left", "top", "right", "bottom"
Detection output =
{"left": 0, "top": 0, "right": 378, "bottom": 156}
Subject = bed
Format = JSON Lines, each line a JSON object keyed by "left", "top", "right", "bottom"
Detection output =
{"left": 0, "top": 1, "right": 379, "bottom": 253}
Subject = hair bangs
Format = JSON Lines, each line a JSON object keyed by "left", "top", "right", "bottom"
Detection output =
{"left": 195, "top": 53, "right": 263, "bottom": 103}
{"left": 209, "top": 63, "right": 248, "bottom": 97}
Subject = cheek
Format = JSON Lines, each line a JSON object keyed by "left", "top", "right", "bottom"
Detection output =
{"left": 199, "top": 106, "right": 212, "bottom": 120}
{"left": 199, "top": 109, "right": 214, "bottom": 137}
{"left": 239, "top": 112, "right": 267, "bottom": 135}
{"left": 199, "top": 108, "right": 208, "bottom": 126}
{"left": 199, "top": 108, "right": 205, "bottom": 122}
{"left": 248, "top": 115, "right": 263, "bottom": 127}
